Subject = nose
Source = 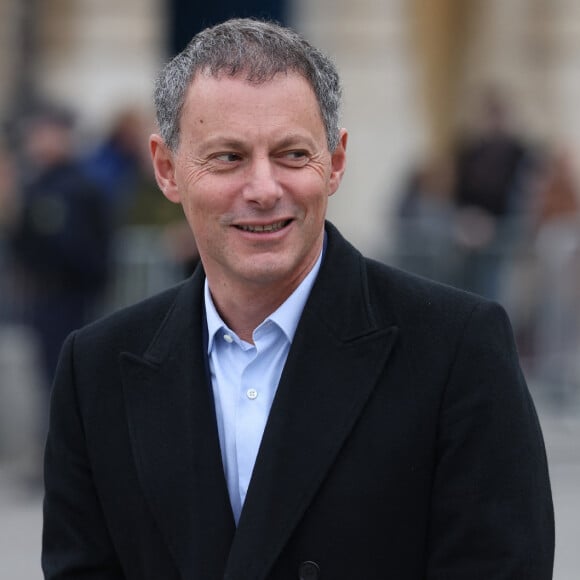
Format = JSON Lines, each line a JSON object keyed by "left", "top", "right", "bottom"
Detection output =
{"left": 242, "top": 156, "right": 283, "bottom": 209}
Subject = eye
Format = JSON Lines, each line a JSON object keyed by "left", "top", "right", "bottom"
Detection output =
{"left": 215, "top": 152, "right": 242, "bottom": 163}
{"left": 280, "top": 150, "right": 309, "bottom": 166}
{"left": 286, "top": 150, "right": 307, "bottom": 159}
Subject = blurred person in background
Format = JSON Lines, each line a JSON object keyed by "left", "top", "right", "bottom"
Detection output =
{"left": 0, "top": 140, "right": 19, "bottom": 323}
{"left": 0, "top": 142, "right": 18, "bottom": 230}
{"left": 42, "top": 18, "right": 553, "bottom": 580}
{"left": 452, "top": 87, "right": 536, "bottom": 300}
{"left": 394, "top": 154, "right": 456, "bottom": 284}
{"left": 0, "top": 138, "right": 18, "bottom": 240}
{"left": 9, "top": 104, "right": 111, "bottom": 395}
{"left": 83, "top": 107, "right": 153, "bottom": 222}
{"left": 83, "top": 106, "right": 199, "bottom": 278}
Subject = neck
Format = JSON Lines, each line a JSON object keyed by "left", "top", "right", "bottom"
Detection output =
{"left": 208, "top": 279, "right": 298, "bottom": 343}
{"left": 204, "top": 238, "right": 324, "bottom": 343}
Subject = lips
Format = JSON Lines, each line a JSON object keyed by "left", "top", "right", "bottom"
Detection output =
{"left": 235, "top": 220, "right": 291, "bottom": 233}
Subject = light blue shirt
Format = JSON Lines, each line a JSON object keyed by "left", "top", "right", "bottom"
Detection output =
{"left": 204, "top": 251, "right": 323, "bottom": 525}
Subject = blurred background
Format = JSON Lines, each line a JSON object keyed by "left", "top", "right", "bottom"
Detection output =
{"left": 0, "top": 0, "right": 579, "bottom": 577}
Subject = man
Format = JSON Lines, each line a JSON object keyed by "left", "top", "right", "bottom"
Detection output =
{"left": 11, "top": 105, "right": 111, "bottom": 389}
{"left": 42, "top": 18, "right": 554, "bottom": 580}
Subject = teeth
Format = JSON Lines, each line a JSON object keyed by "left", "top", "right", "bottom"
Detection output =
{"left": 238, "top": 221, "right": 287, "bottom": 233}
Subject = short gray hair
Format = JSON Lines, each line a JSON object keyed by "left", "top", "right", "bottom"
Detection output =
{"left": 154, "top": 18, "right": 342, "bottom": 152}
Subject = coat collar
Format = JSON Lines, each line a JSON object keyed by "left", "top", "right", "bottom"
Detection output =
{"left": 121, "top": 222, "right": 399, "bottom": 580}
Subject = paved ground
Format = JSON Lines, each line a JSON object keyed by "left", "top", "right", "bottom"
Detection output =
{"left": 540, "top": 407, "right": 580, "bottom": 580}
{"left": 0, "top": 470, "right": 43, "bottom": 579}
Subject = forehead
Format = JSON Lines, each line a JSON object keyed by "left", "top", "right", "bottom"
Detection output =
{"left": 180, "top": 71, "right": 323, "bottom": 133}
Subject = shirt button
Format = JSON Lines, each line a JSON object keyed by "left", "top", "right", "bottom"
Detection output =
{"left": 246, "top": 388, "right": 258, "bottom": 400}
{"left": 223, "top": 333, "right": 233, "bottom": 343}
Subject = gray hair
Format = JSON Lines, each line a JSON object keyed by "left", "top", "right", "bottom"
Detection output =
{"left": 154, "top": 18, "right": 342, "bottom": 152}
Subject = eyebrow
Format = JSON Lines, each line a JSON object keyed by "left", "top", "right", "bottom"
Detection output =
{"left": 196, "top": 136, "right": 246, "bottom": 155}
{"left": 275, "top": 133, "right": 319, "bottom": 150}
{"left": 197, "top": 132, "right": 319, "bottom": 155}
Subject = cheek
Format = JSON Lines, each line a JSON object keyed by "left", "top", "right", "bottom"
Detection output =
{"left": 284, "top": 170, "right": 331, "bottom": 201}
{"left": 177, "top": 176, "right": 220, "bottom": 216}
{"left": 179, "top": 187, "right": 232, "bottom": 247}
{"left": 298, "top": 178, "right": 332, "bottom": 214}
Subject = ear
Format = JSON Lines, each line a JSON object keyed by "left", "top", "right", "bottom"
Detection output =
{"left": 150, "top": 134, "right": 181, "bottom": 203}
{"left": 328, "top": 128, "right": 348, "bottom": 196}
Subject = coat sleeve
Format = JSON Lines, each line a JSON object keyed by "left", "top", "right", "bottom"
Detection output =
{"left": 42, "top": 332, "right": 125, "bottom": 579}
{"left": 426, "top": 301, "right": 554, "bottom": 579}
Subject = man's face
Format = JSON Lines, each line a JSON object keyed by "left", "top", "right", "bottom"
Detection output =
{"left": 151, "top": 72, "right": 347, "bottom": 295}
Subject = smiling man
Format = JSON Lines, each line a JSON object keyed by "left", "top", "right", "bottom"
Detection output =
{"left": 42, "top": 18, "right": 554, "bottom": 580}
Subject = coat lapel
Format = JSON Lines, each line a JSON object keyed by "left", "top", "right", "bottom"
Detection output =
{"left": 120, "top": 271, "right": 235, "bottom": 580}
{"left": 224, "top": 224, "right": 399, "bottom": 580}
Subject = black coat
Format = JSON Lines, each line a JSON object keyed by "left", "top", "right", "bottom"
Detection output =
{"left": 12, "top": 161, "right": 110, "bottom": 291}
{"left": 11, "top": 161, "right": 111, "bottom": 382}
{"left": 42, "top": 222, "right": 554, "bottom": 579}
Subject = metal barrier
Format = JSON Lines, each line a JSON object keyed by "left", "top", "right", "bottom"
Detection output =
{"left": 98, "top": 225, "right": 185, "bottom": 315}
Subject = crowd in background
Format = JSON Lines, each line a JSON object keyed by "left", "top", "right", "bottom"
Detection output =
{"left": 392, "top": 87, "right": 580, "bottom": 407}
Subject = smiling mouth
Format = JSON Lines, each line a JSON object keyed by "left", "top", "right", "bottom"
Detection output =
{"left": 235, "top": 220, "right": 291, "bottom": 233}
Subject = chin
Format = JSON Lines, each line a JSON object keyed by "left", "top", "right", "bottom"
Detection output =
{"left": 237, "top": 257, "right": 297, "bottom": 286}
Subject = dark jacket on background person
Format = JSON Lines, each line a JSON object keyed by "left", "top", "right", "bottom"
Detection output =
{"left": 11, "top": 160, "right": 110, "bottom": 383}
{"left": 42, "top": 222, "right": 554, "bottom": 580}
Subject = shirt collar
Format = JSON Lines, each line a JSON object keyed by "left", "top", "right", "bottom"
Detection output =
{"left": 205, "top": 246, "right": 324, "bottom": 352}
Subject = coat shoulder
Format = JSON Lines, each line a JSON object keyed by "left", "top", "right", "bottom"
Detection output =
{"left": 73, "top": 279, "right": 189, "bottom": 355}
{"left": 363, "top": 257, "right": 502, "bottom": 334}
